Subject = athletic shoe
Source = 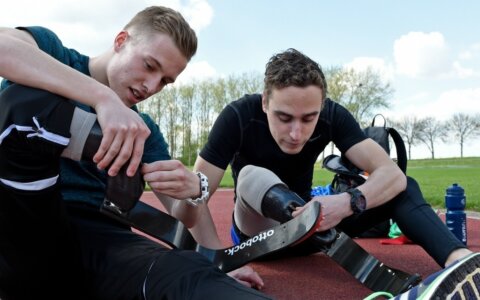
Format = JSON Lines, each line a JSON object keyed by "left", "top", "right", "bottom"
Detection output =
{"left": 394, "top": 252, "right": 480, "bottom": 299}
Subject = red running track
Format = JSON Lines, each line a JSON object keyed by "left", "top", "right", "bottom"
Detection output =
{"left": 140, "top": 190, "right": 480, "bottom": 300}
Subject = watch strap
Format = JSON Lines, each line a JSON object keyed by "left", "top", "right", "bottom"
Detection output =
{"left": 185, "top": 172, "right": 210, "bottom": 206}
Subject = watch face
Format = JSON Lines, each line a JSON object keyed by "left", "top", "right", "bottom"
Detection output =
{"left": 349, "top": 188, "right": 366, "bottom": 213}
{"left": 355, "top": 195, "right": 366, "bottom": 211}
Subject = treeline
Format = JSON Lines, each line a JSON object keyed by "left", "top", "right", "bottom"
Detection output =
{"left": 392, "top": 114, "right": 480, "bottom": 159}
{"left": 138, "top": 68, "right": 480, "bottom": 164}
{"left": 138, "top": 72, "right": 263, "bottom": 165}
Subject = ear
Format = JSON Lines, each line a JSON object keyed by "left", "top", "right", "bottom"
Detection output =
{"left": 114, "top": 31, "right": 129, "bottom": 51}
{"left": 261, "top": 91, "right": 268, "bottom": 113}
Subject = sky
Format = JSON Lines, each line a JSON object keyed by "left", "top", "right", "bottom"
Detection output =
{"left": 2, "top": 0, "right": 479, "bottom": 159}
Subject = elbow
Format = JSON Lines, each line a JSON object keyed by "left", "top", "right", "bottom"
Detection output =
{"left": 396, "top": 170, "right": 407, "bottom": 192}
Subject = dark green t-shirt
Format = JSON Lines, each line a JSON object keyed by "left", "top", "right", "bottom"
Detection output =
{"left": 1, "top": 26, "right": 170, "bottom": 207}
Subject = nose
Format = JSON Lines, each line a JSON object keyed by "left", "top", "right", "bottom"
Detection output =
{"left": 143, "top": 74, "right": 164, "bottom": 95}
{"left": 290, "top": 121, "right": 301, "bottom": 141}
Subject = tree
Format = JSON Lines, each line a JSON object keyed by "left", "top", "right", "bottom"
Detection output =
{"left": 196, "top": 80, "right": 214, "bottom": 146}
{"left": 447, "top": 113, "right": 480, "bottom": 158}
{"left": 162, "top": 86, "right": 180, "bottom": 158}
{"left": 392, "top": 116, "right": 426, "bottom": 160}
{"left": 325, "top": 66, "right": 394, "bottom": 126}
{"left": 178, "top": 83, "right": 196, "bottom": 165}
{"left": 418, "top": 117, "right": 448, "bottom": 159}
{"left": 238, "top": 71, "right": 263, "bottom": 95}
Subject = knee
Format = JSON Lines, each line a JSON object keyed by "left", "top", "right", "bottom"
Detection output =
{"left": 237, "top": 165, "right": 280, "bottom": 191}
{"left": 238, "top": 165, "right": 260, "bottom": 181}
{"left": 406, "top": 176, "right": 420, "bottom": 190}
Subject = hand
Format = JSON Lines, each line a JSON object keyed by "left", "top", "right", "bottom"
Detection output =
{"left": 142, "top": 160, "right": 200, "bottom": 200}
{"left": 292, "top": 195, "right": 350, "bottom": 232}
{"left": 93, "top": 97, "right": 150, "bottom": 177}
{"left": 227, "top": 265, "right": 264, "bottom": 290}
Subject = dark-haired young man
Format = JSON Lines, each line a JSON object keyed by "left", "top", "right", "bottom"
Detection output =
{"left": 148, "top": 48, "right": 479, "bottom": 299}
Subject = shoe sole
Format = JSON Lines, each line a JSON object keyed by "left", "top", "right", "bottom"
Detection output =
{"left": 426, "top": 253, "right": 480, "bottom": 300}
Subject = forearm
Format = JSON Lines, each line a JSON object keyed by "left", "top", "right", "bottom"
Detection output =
{"left": 155, "top": 191, "right": 224, "bottom": 249}
{"left": 187, "top": 203, "right": 224, "bottom": 249}
{"left": 154, "top": 191, "right": 199, "bottom": 227}
{"left": 0, "top": 30, "right": 118, "bottom": 109}
{"left": 358, "top": 164, "right": 407, "bottom": 209}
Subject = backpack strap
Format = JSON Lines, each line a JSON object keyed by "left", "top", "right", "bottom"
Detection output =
{"left": 371, "top": 114, "right": 386, "bottom": 127}
{"left": 386, "top": 127, "right": 407, "bottom": 174}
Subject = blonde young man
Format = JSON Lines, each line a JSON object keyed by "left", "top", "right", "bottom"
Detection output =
{"left": 0, "top": 6, "right": 268, "bottom": 299}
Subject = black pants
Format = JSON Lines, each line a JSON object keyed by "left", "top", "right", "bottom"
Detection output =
{"left": 338, "top": 176, "right": 464, "bottom": 267}
{"left": 0, "top": 84, "right": 270, "bottom": 299}
{"left": 0, "top": 84, "right": 86, "bottom": 299}
{"left": 68, "top": 204, "right": 270, "bottom": 300}
{"left": 233, "top": 177, "right": 465, "bottom": 267}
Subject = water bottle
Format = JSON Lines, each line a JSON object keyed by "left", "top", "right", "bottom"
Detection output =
{"left": 445, "top": 183, "right": 467, "bottom": 245}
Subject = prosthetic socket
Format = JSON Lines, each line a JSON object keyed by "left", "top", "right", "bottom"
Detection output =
{"left": 81, "top": 122, "right": 144, "bottom": 213}
{"left": 261, "top": 184, "right": 337, "bottom": 249}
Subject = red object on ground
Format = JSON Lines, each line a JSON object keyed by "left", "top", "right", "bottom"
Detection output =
{"left": 380, "top": 235, "right": 413, "bottom": 245}
{"left": 140, "top": 190, "right": 480, "bottom": 300}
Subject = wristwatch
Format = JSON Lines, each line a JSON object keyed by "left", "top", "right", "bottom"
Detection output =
{"left": 346, "top": 188, "right": 367, "bottom": 215}
{"left": 185, "top": 172, "right": 210, "bottom": 206}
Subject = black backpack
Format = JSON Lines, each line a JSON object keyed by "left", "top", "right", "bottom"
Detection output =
{"left": 323, "top": 114, "right": 407, "bottom": 237}
{"left": 363, "top": 114, "right": 407, "bottom": 174}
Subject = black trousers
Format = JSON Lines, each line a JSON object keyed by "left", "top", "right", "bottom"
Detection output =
{"left": 68, "top": 204, "right": 270, "bottom": 300}
{"left": 0, "top": 84, "right": 86, "bottom": 299}
{"left": 339, "top": 176, "right": 465, "bottom": 267}
{"left": 233, "top": 177, "right": 465, "bottom": 267}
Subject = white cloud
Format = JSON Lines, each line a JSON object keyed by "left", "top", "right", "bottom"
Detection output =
{"left": 1, "top": 0, "right": 213, "bottom": 55}
{"left": 344, "top": 57, "right": 395, "bottom": 81}
{"left": 432, "top": 88, "right": 480, "bottom": 119}
{"left": 182, "top": 0, "right": 214, "bottom": 32}
{"left": 385, "top": 88, "right": 480, "bottom": 121}
{"left": 175, "top": 60, "right": 218, "bottom": 84}
{"left": 452, "top": 62, "right": 477, "bottom": 79}
{"left": 394, "top": 31, "right": 451, "bottom": 78}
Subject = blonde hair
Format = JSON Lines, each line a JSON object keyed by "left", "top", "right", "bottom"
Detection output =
{"left": 124, "top": 6, "right": 198, "bottom": 60}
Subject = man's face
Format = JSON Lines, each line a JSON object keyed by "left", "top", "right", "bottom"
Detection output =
{"left": 262, "top": 85, "right": 323, "bottom": 154}
{"left": 107, "top": 30, "right": 188, "bottom": 107}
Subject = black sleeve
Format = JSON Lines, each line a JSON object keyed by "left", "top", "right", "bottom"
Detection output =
{"left": 330, "top": 103, "right": 367, "bottom": 153}
{"left": 199, "top": 104, "right": 242, "bottom": 170}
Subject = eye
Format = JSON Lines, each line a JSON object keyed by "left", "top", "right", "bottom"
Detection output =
{"left": 160, "top": 78, "right": 173, "bottom": 86}
{"left": 302, "top": 116, "right": 316, "bottom": 123}
{"left": 278, "top": 115, "right": 292, "bottom": 123}
{"left": 144, "top": 61, "right": 154, "bottom": 71}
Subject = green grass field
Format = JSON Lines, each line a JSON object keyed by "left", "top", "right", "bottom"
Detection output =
{"left": 218, "top": 157, "right": 480, "bottom": 211}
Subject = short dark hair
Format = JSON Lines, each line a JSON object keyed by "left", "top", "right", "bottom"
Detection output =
{"left": 264, "top": 48, "right": 327, "bottom": 102}
{"left": 124, "top": 6, "right": 198, "bottom": 61}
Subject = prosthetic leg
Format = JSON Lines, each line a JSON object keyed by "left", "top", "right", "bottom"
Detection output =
{"left": 77, "top": 122, "right": 144, "bottom": 214}
{"left": 261, "top": 184, "right": 337, "bottom": 251}
{"left": 260, "top": 183, "right": 421, "bottom": 295}
{"left": 53, "top": 92, "right": 323, "bottom": 274}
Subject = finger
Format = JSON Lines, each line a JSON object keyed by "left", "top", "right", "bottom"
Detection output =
{"left": 97, "top": 130, "right": 125, "bottom": 174}
{"left": 291, "top": 206, "right": 305, "bottom": 217}
{"left": 107, "top": 133, "right": 134, "bottom": 176}
{"left": 248, "top": 272, "right": 264, "bottom": 289}
{"left": 93, "top": 127, "right": 115, "bottom": 164}
{"left": 126, "top": 137, "right": 145, "bottom": 177}
{"left": 236, "top": 279, "right": 252, "bottom": 288}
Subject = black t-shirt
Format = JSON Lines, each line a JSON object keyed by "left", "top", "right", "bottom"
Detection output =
{"left": 200, "top": 94, "right": 366, "bottom": 201}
